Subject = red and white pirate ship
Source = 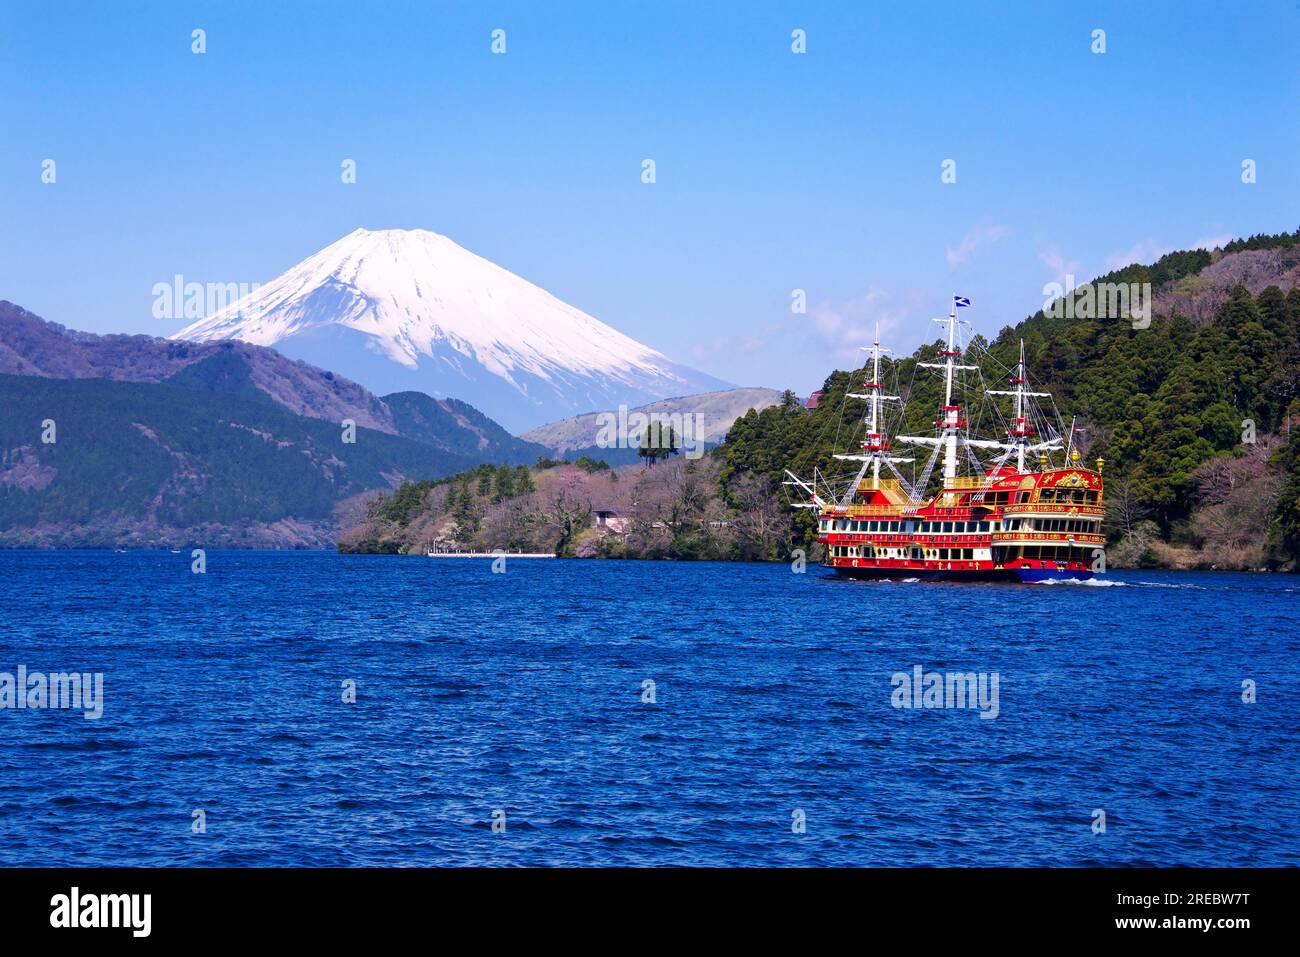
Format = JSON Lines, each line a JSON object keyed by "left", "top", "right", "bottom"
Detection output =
{"left": 786, "top": 299, "right": 1106, "bottom": 582}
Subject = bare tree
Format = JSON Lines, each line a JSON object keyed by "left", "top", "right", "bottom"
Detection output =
{"left": 543, "top": 473, "right": 593, "bottom": 556}
{"left": 1103, "top": 477, "right": 1149, "bottom": 538}
{"left": 728, "top": 472, "right": 793, "bottom": 560}
{"left": 1189, "top": 440, "right": 1283, "bottom": 565}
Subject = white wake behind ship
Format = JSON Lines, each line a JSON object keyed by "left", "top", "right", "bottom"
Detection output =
{"left": 171, "top": 227, "right": 730, "bottom": 431}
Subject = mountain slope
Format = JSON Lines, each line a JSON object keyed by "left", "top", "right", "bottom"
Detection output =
{"left": 1152, "top": 242, "right": 1300, "bottom": 325}
{"left": 0, "top": 301, "right": 544, "bottom": 462}
{"left": 381, "top": 391, "right": 543, "bottom": 461}
{"left": 0, "top": 300, "right": 394, "bottom": 430}
{"left": 170, "top": 227, "right": 732, "bottom": 431}
{"left": 0, "top": 373, "right": 487, "bottom": 547}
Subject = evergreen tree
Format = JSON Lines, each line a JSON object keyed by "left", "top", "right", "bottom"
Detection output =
{"left": 452, "top": 481, "right": 478, "bottom": 537}
{"left": 515, "top": 464, "right": 534, "bottom": 494}
{"left": 639, "top": 422, "right": 679, "bottom": 467}
{"left": 1273, "top": 416, "right": 1300, "bottom": 559}
{"left": 493, "top": 466, "right": 515, "bottom": 502}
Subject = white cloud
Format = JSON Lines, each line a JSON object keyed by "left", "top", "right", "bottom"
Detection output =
{"left": 696, "top": 287, "right": 929, "bottom": 371}
{"left": 1191, "top": 233, "right": 1233, "bottom": 252}
{"left": 1103, "top": 233, "right": 1232, "bottom": 272}
{"left": 1104, "top": 238, "right": 1171, "bottom": 272}
{"left": 945, "top": 224, "right": 1010, "bottom": 267}
{"left": 691, "top": 322, "right": 785, "bottom": 362}
{"left": 809, "top": 287, "right": 922, "bottom": 363}
{"left": 1038, "top": 249, "right": 1082, "bottom": 284}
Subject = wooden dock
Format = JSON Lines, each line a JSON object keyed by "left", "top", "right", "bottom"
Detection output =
{"left": 425, "top": 551, "right": 556, "bottom": 559}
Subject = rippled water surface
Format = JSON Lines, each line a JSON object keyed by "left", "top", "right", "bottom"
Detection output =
{"left": 0, "top": 551, "right": 1296, "bottom": 866}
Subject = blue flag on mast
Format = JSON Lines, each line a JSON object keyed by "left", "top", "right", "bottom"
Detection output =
{"left": 953, "top": 296, "right": 970, "bottom": 307}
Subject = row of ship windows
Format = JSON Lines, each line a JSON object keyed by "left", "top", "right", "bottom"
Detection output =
{"left": 1018, "top": 518, "right": 1100, "bottom": 533}
{"left": 959, "top": 489, "right": 1099, "bottom": 506}
{"left": 993, "top": 545, "right": 1086, "bottom": 561}
{"left": 822, "top": 519, "right": 997, "bottom": 534}
{"left": 830, "top": 546, "right": 987, "bottom": 561}
{"left": 1037, "top": 489, "right": 1099, "bottom": 505}
{"left": 831, "top": 544, "right": 1093, "bottom": 562}
{"left": 821, "top": 517, "right": 1102, "bottom": 535}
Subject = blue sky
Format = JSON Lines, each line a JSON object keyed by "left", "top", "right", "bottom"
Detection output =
{"left": 2, "top": 0, "right": 1298, "bottom": 395}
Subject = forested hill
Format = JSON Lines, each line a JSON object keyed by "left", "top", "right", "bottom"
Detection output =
{"left": 0, "top": 373, "right": 491, "bottom": 548}
{"left": 723, "top": 229, "right": 1300, "bottom": 570}
{"left": 0, "top": 301, "right": 546, "bottom": 464}
{"left": 0, "top": 301, "right": 549, "bottom": 548}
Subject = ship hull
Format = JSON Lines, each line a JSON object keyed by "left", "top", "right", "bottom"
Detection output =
{"left": 1011, "top": 566, "right": 1094, "bottom": 583}
{"left": 827, "top": 563, "right": 1093, "bottom": 583}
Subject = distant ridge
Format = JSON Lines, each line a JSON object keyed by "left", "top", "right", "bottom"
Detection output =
{"left": 522, "top": 388, "right": 785, "bottom": 463}
{"left": 0, "top": 301, "right": 544, "bottom": 462}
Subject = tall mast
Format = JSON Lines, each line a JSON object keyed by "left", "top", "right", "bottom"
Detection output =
{"left": 898, "top": 297, "right": 998, "bottom": 487}
{"left": 1014, "top": 340, "right": 1026, "bottom": 471}
{"left": 985, "top": 338, "right": 1055, "bottom": 473}
{"left": 889, "top": 304, "right": 1071, "bottom": 499}
{"left": 868, "top": 325, "right": 884, "bottom": 484}
{"left": 900, "top": 301, "right": 974, "bottom": 482}
{"left": 837, "top": 327, "right": 911, "bottom": 500}
{"left": 940, "top": 303, "right": 959, "bottom": 481}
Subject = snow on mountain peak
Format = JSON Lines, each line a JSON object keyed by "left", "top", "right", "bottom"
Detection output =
{"left": 177, "top": 227, "right": 665, "bottom": 377}
{"left": 170, "top": 227, "right": 729, "bottom": 431}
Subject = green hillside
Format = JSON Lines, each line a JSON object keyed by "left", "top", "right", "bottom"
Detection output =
{"left": 382, "top": 390, "right": 547, "bottom": 461}
{"left": 0, "top": 373, "right": 481, "bottom": 539}
{"left": 162, "top": 349, "right": 278, "bottom": 406}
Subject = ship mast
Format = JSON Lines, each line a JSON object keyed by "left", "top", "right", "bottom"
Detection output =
{"left": 856, "top": 326, "right": 891, "bottom": 485}
{"left": 1013, "top": 341, "right": 1027, "bottom": 471}
{"left": 898, "top": 299, "right": 981, "bottom": 483}
{"left": 868, "top": 331, "right": 884, "bottom": 484}
{"left": 985, "top": 339, "right": 1059, "bottom": 472}
{"left": 835, "top": 325, "right": 911, "bottom": 501}
{"left": 939, "top": 303, "right": 959, "bottom": 480}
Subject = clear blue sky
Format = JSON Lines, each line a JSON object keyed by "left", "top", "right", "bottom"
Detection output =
{"left": 3, "top": 1, "right": 1297, "bottom": 394}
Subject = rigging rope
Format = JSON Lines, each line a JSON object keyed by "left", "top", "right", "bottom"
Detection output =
{"left": 909, "top": 442, "right": 943, "bottom": 508}
{"left": 883, "top": 457, "right": 917, "bottom": 500}
{"left": 970, "top": 445, "right": 1014, "bottom": 503}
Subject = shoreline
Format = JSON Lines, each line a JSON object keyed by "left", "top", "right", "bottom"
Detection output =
{"left": 0, "top": 545, "right": 1291, "bottom": 574}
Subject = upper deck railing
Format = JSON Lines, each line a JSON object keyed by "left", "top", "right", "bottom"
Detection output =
{"left": 828, "top": 501, "right": 1105, "bottom": 519}
{"left": 1003, "top": 503, "right": 1105, "bottom": 516}
{"left": 943, "top": 476, "right": 1002, "bottom": 490}
{"left": 855, "top": 478, "right": 907, "bottom": 494}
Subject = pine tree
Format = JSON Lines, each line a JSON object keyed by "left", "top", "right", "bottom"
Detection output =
{"left": 515, "top": 465, "right": 534, "bottom": 494}
{"left": 1272, "top": 414, "right": 1300, "bottom": 561}
{"left": 493, "top": 466, "right": 515, "bottom": 502}
{"left": 639, "top": 422, "right": 679, "bottom": 466}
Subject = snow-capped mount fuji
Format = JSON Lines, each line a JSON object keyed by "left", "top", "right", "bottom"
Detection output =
{"left": 172, "top": 228, "right": 730, "bottom": 432}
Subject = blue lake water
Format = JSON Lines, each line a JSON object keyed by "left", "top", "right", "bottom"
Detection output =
{"left": 0, "top": 550, "right": 1296, "bottom": 867}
